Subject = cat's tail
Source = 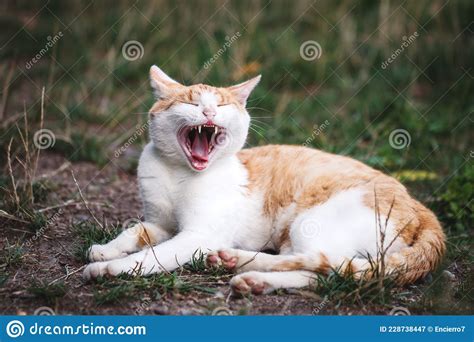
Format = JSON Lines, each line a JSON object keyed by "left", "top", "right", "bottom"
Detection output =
{"left": 335, "top": 204, "right": 446, "bottom": 285}
{"left": 386, "top": 204, "right": 446, "bottom": 284}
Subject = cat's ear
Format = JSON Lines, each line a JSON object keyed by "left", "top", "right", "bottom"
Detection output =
{"left": 228, "top": 75, "right": 261, "bottom": 106}
{"left": 149, "top": 65, "right": 181, "bottom": 99}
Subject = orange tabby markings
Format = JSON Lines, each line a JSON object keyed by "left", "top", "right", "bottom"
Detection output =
{"left": 137, "top": 225, "right": 156, "bottom": 248}
{"left": 238, "top": 145, "right": 445, "bottom": 285}
{"left": 84, "top": 66, "right": 445, "bottom": 294}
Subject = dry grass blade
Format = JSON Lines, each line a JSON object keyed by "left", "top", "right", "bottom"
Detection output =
{"left": 71, "top": 169, "right": 104, "bottom": 229}
{"left": 0, "top": 60, "right": 15, "bottom": 120}
{"left": 6, "top": 138, "right": 20, "bottom": 210}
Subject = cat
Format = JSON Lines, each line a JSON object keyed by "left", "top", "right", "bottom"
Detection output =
{"left": 83, "top": 65, "right": 446, "bottom": 295}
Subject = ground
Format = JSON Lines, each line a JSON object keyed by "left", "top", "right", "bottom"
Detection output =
{"left": 0, "top": 1, "right": 472, "bottom": 316}
{"left": 0, "top": 151, "right": 471, "bottom": 316}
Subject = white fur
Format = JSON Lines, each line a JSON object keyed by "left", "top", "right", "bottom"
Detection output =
{"left": 290, "top": 188, "right": 406, "bottom": 265}
{"left": 83, "top": 69, "right": 405, "bottom": 293}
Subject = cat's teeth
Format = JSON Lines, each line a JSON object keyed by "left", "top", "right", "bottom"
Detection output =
{"left": 215, "top": 126, "right": 218, "bottom": 134}
{"left": 198, "top": 125, "right": 202, "bottom": 134}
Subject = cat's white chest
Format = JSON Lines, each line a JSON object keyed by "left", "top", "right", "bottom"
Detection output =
{"left": 138, "top": 144, "right": 266, "bottom": 246}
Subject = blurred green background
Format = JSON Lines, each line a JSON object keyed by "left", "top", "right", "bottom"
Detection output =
{"left": 1, "top": 0, "right": 473, "bottom": 226}
{"left": 0, "top": 0, "right": 472, "bottom": 314}
{"left": 1, "top": 0, "right": 473, "bottom": 225}
{"left": 1, "top": 1, "right": 472, "bottom": 166}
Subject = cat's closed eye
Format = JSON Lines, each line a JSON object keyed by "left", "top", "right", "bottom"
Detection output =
{"left": 217, "top": 103, "right": 231, "bottom": 107}
{"left": 178, "top": 101, "right": 199, "bottom": 107}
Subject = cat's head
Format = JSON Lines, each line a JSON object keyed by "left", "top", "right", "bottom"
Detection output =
{"left": 148, "top": 65, "right": 260, "bottom": 172}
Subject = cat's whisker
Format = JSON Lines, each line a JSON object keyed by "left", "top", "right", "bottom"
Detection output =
{"left": 247, "top": 107, "right": 273, "bottom": 113}
{"left": 251, "top": 120, "right": 272, "bottom": 129}
{"left": 250, "top": 115, "right": 273, "bottom": 119}
{"left": 250, "top": 122, "right": 269, "bottom": 131}
{"left": 249, "top": 126, "right": 268, "bottom": 140}
{"left": 83, "top": 66, "right": 446, "bottom": 296}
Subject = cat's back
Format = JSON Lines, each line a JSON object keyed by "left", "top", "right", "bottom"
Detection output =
{"left": 237, "top": 144, "right": 382, "bottom": 184}
{"left": 237, "top": 144, "right": 407, "bottom": 217}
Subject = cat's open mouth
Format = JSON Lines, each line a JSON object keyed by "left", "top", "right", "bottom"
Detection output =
{"left": 178, "top": 123, "right": 225, "bottom": 171}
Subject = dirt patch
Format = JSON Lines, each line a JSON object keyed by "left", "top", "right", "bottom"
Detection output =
{"left": 0, "top": 153, "right": 468, "bottom": 315}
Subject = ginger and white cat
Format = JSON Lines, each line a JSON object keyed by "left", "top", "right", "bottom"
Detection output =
{"left": 83, "top": 66, "right": 445, "bottom": 295}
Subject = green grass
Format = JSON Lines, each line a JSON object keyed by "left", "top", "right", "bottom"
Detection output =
{"left": 89, "top": 248, "right": 226, "bottom": 306}
{"left": 0, "top": 242, "right": 23, "bottom": 270}
{"left": 1, "top": 1, "right": 471, "bottom": 176}
{"left": 28, "top": 280, "right": 67, "bottom": 305}
{"left": 186, "top": 249, "right": 208, "bottom": 272}
{"left": 0, "top": 1, "right": 472, "bottom": 313}
{"left": 312, "top": 270, "right": 397, "bottom": 307}
{"left": 92, "top": 271, "right": 212, "bottom": 306}
{"left": 72, "top": 221, "right": 122, "bottom": 262}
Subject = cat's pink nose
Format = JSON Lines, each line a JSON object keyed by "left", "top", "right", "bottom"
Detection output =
{"left": 203, "top": 108, "right": 216, "bottom": 120}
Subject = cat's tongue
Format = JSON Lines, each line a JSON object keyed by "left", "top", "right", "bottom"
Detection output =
{"left": 191, "top": 132, "right": 209, "bottom": 161}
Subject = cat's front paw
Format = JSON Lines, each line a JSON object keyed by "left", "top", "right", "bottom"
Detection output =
{"left": 83, "top": 256, "right": 148, "bottom": 281}
{"left": 206, "top": 249, "right": 239, "bottom": 270}
{"left": 88, "top": 244, "right": 126, "bottom": 261}
{"left": 83, "top": 261, "right": 110, "bottom": 280}
{"left": 230, "top": 272, "right": 270, "bottom": 296}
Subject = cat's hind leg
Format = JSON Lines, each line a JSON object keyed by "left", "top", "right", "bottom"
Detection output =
{"left": 207, "top": 249, "right": 331, "bottom": 274}
{"left": 230, "top": 270, "right": 316, "bottom": 295}
{"left": 88, "top": 222, "right": 171, "bottom": 261}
